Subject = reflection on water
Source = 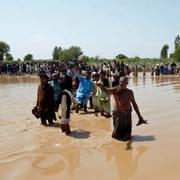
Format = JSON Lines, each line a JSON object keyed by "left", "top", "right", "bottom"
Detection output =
{"left": 144, "top": 75, "right": 180, "bottom": 91}
{"left": 100, "top": 142, "right": 148, "bottom": 180}
{"left": 32, "top": 155, "right": 66, "bottom": 176}
{"left": 132, "top": 77, "right": 139, "bottom": 86}
{"left": 32, "top": 147, "right": 80, "bottom": 177}
{"left": 132, "top": 75, "right": 180, "bottom": 88}
{"left": 0, "top": 75, "right": 38, "bottom": 84}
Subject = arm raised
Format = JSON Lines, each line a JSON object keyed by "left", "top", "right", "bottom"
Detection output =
{"left": 96, "top": 83, "right": 120, "bottom": 94}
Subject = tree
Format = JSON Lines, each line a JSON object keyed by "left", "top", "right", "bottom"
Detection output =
{"left": 160, "top": 44, "right": 169, "bottom": 59}
{"left": 80, "top": 55, "right": 90, "bottom": 63}
{"left": 5, "top": 53, "right": 13, "bottom": 61}
{"left": 0, "top": 41, "right": 10, "bottom": 61}
{"left": 52, "top": 46, "right": 62, "bottom": 60}
{"left": 173, "top": 47, "right": 180, "bottom": 62}
{"left": 17, "top": 58, "right": 22, "bottom": 61}
{"left": 169, "top": 53, "right": 174, "bottom": 59}
{"left": 59, "top": 46, "right": 83, "bottom": 62}
{"left": 23, "top": 54, "right": 33, "bottom": 61}
{"left": 115, "top": 54, "right": 128, "bottom": 60}
{"left": 174, "top": 35, "right": 180, "bottom": 50}
{"left": 66, "top": 46, "right": 83, "bottom": 61}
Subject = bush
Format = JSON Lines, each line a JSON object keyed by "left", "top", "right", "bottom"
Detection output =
{"left": 173, "top": 48, "right": 180, "bottom": 62}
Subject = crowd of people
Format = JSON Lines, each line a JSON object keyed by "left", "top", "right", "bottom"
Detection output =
{"left": 32, "top": 61, "right": 148, "bottom": 141}
{"left": 0, "top": 60, "right": 179, "bottom": 77}
{"left": 2, "top": 60, "right": 179, "bottom": 141}
{"left": 151, "top": 61, "right": 179, "bottom": 76}
{"left": 0, "top": 61, "right": 129, "bottom": 76}
{"left": 2, "top": 60, "right": 178, "bottom": 141}
{"left": 1, "top": 60, "right": 179, "bottom": 141}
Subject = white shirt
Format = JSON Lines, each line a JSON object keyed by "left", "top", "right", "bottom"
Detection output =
{"left": 59, "top": 89, "right": 78, "bottom": 124}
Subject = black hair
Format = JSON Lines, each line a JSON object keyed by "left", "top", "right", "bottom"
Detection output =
{"left": 39, "top": 72, "right": 48, "bottom": 79}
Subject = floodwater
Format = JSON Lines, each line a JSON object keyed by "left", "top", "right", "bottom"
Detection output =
{"left": 0, "top": 74, "right": 180, "bottom": 180}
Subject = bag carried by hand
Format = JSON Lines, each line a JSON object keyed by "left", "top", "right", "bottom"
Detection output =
{"left": 32, "top": 106, "right": 41, "bottom": 119}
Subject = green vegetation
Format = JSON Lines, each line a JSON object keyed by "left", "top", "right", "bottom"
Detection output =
{"left": 174, "top": 35, "right": 180, "bottom": 50}
{"left": 52, "top": 46, "right": 62, "bottom": 60}
{"left": 0, "top": 41, "right": 10, "bottom": 61}
{"left": 115, "top": 54, "right": 128, "bottom": 60}
{"left": 23, "top": 54, "right": 33, "bottom": 61}
{"left": 1, "top": 35, "right": 180, "bottom": 65}
{"left": 52, "top": 46, "right": 82, "bottom": 62}
{"left": 173, "top": 48, "right": 180, "bottom": 62}
{"left": 160, "top": 44, "right": 169, "bottom": 59}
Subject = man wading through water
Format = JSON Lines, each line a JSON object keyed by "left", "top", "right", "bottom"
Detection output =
{"left": 96, "top": 76, "right": 147, "bottom": 141}
{"left": 36, "top": 73, "right": 56, "bottom": 126}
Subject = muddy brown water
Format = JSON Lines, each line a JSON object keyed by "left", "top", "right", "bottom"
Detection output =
{"left": 0, "top": 74, "right": 180, "bottom": 180}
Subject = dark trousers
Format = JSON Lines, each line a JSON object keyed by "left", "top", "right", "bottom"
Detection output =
{"left": 112, "top": 110, "right": 132, "bottom": 141}
{"left": 76, "top": 103, "right": 87, "bottom": 113}
{"left": 89, "top": 96, "right": 93, "bottom": 108}
{"left": 40, "top": 113, "right": 54, "bottom": 125}
{"left": 60, "top": 124, "right": 71, "bottom": 135}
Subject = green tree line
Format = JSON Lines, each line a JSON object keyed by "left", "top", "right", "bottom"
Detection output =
{"left": 1, "top": 35, "right": 180, "bottom": 64}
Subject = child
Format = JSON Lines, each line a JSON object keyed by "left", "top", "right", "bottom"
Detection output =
{"left": 97, "top": 70, "right": 111, "bottom": 118}
{"left": 58, "top": 82, "right": 78, "bottom": 135}
{"left": 91, "top": 72, "right": 100, "bottom": 113}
